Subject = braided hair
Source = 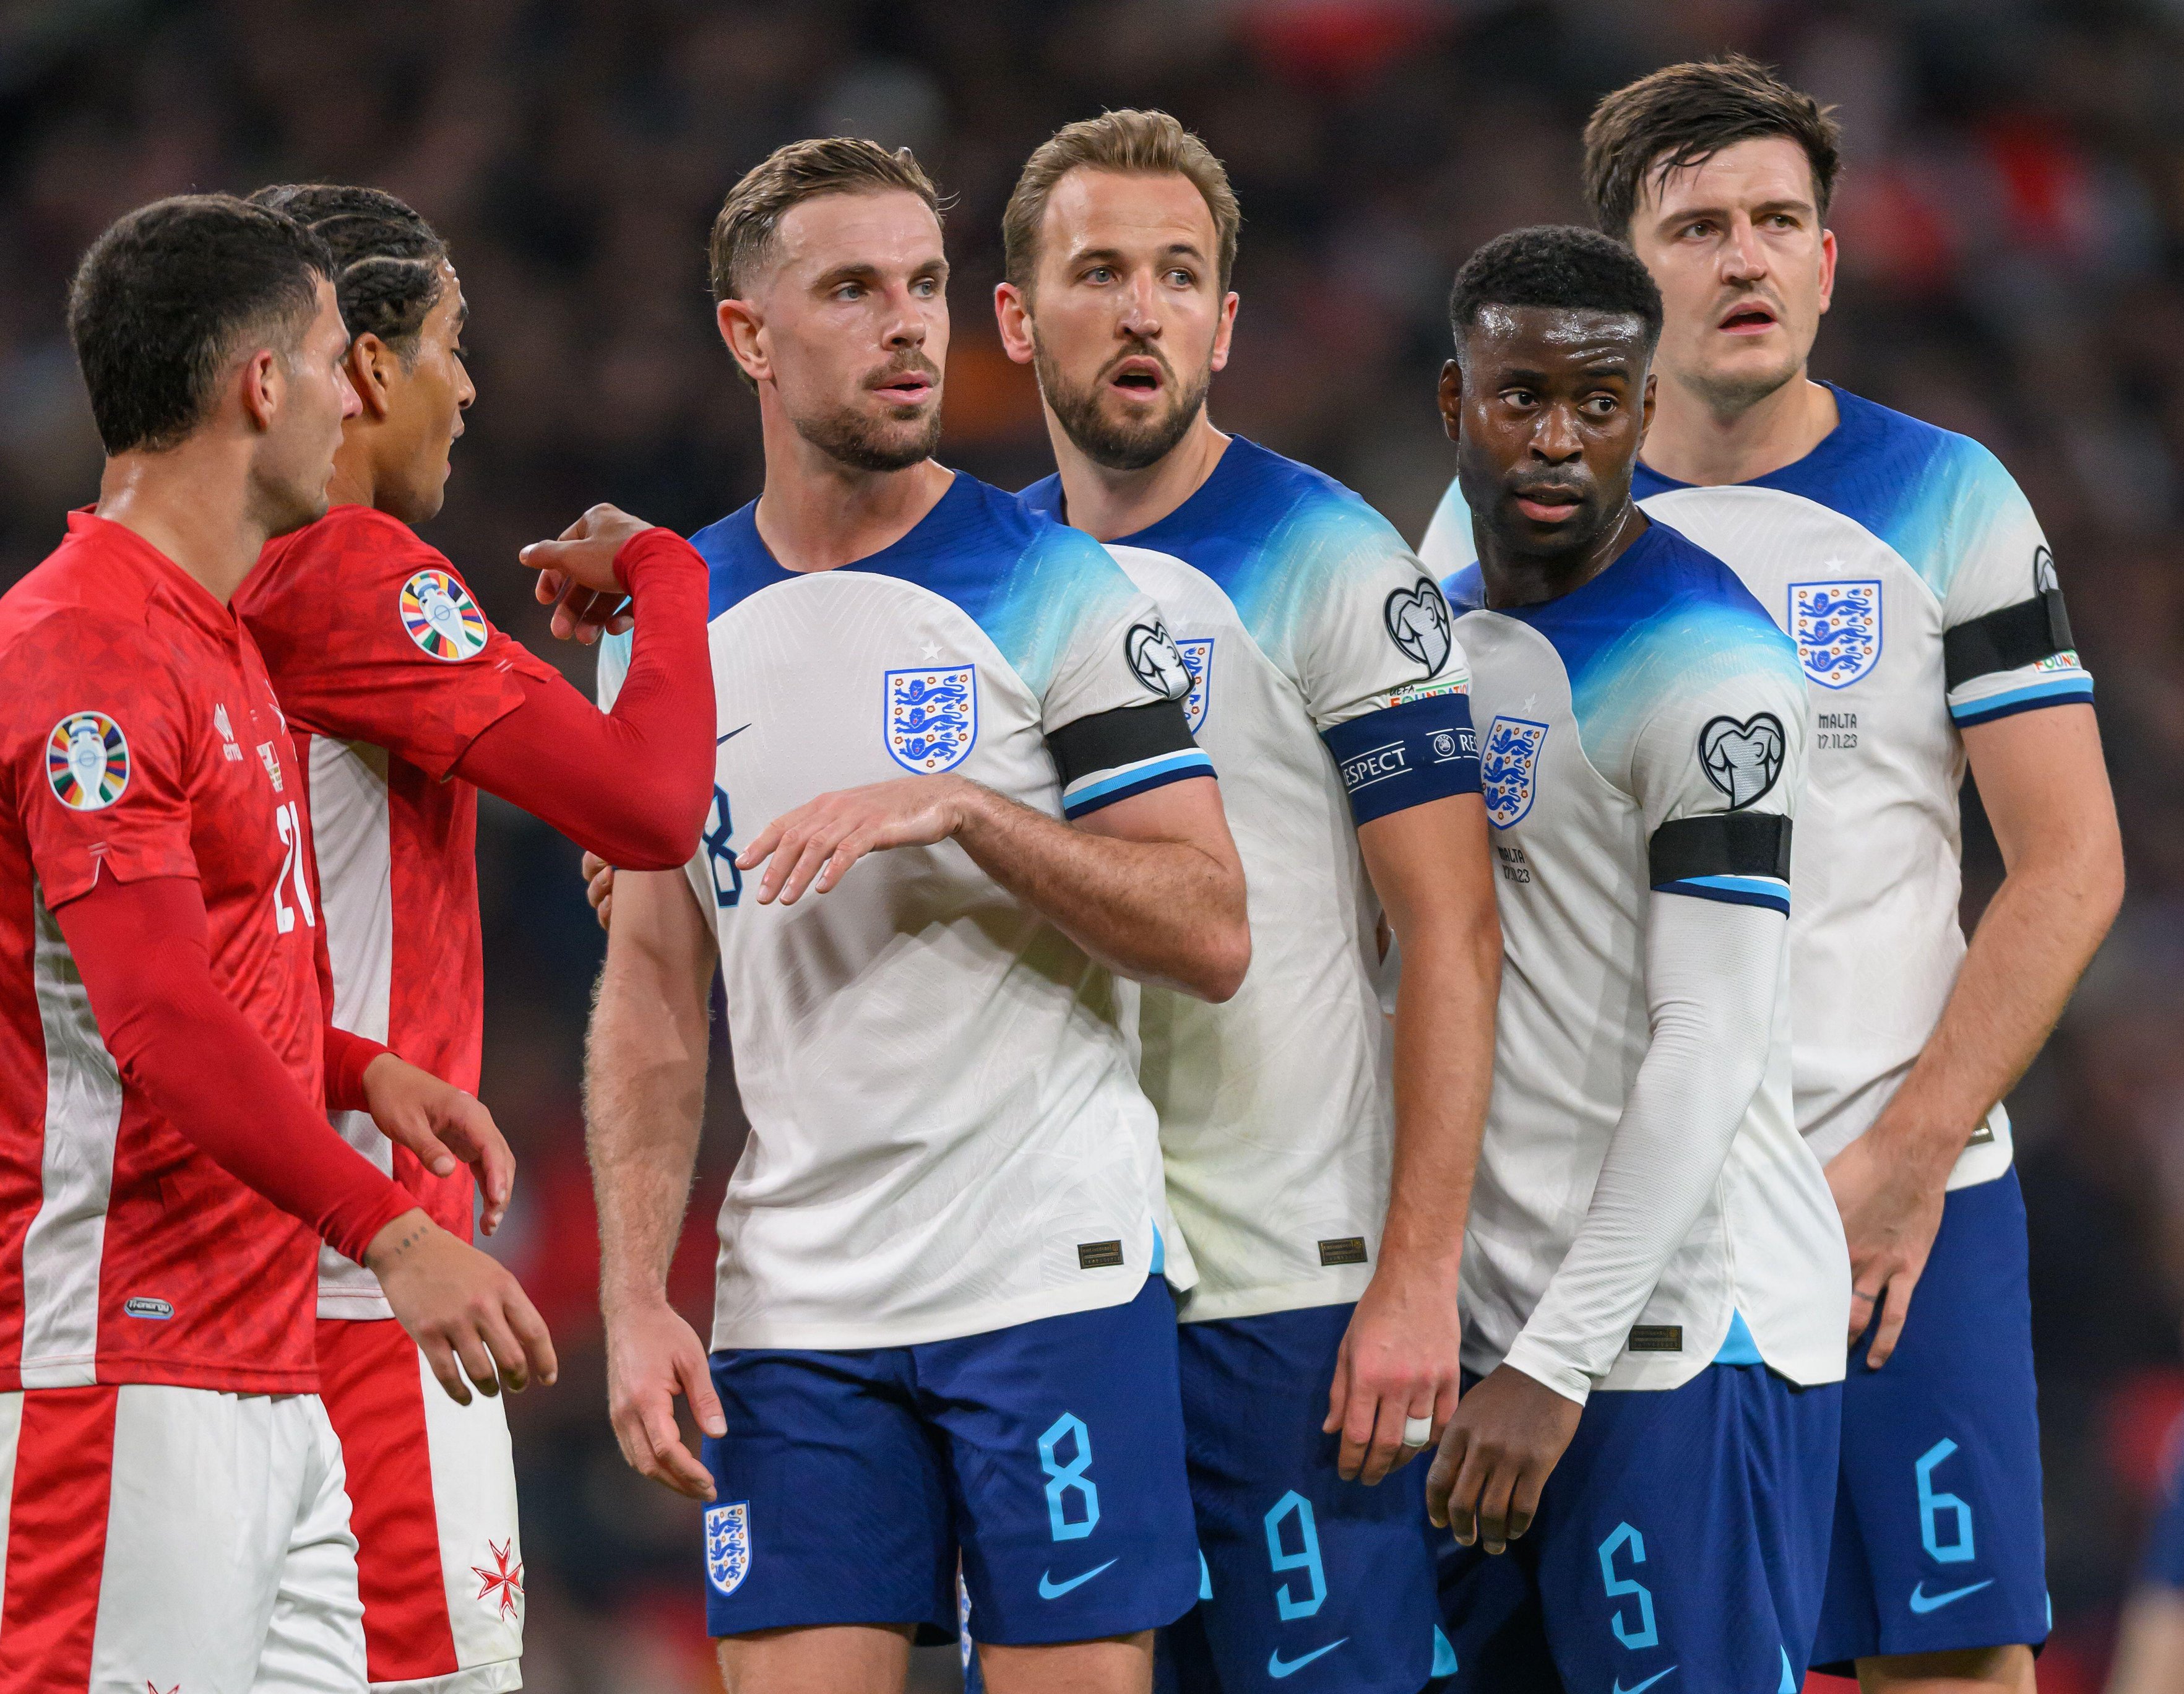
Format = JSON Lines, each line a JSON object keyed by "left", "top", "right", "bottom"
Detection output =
{"left": 246, "top": 184, "right": 448, "bottom": 358}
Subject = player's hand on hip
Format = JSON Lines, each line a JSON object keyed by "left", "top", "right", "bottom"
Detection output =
{"left": 520, "top": 503, "right": 652, "bottom": 644}
{"left": 736, "top": 776, "right": 972, "bottom": 905}
{"left": 1324, "top": 1264, "right": 1462, "bottom": 1485}
{"left": 605, "top": 1297, "right": 727, "bottom": 1502}
{"left": 358, "top": 1052, "right": 517, "bottom": 1235}
{"left": 1426, "top": 1364, "right": 1581, "bottom": 1555}
{"left": 582, "top": 851, "right": 616, "bottom": 931}
{"left": 366, "top": 1209, "right": 558, "bottom": 1404}
{"left": 1825, "top": 1127, "right": 1949, "bottom": 1368}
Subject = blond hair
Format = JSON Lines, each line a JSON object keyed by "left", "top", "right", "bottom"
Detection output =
{"left": 709, "top": 136, "right": 942, "bottom": 302}
{"left": 1002, "top": 109, "right": 1240, "bottom": 293}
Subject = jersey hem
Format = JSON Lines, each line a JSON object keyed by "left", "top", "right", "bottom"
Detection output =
{"left": 368, "top": 1657, "right": 522, "bottom": 1694}
{"left": 1174, "top": 1267, "right": 1373, "bottom": 1324}
{"left": 0, "top": 1359, "right": 320, "bottom": 1394}
{"left": 708, "top": 1268, "right": 1149, "bottom": 1353}
{"left": 318, "top": 1287, "right": 395, "bottom": 1321}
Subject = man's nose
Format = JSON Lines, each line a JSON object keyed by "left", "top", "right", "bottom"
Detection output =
{"left": 1120, "top": 274, "right": 1162, "bottom": 339}
{"left": 1530, "top": 404, "right": 1584, "bottom": 462}
{"left": 1720, "top": 213, "right": 1769, "bottom": 283}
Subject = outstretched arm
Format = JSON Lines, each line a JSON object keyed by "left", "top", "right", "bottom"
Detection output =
{"left": 585, "top": 865, "right": 728, "bottom": 1500}
{"left": 1830, "top": 702, "right": 2121, "bottom": 1364}
{"left": 736, "top": 771, "right": 1250, "bottom": 1003}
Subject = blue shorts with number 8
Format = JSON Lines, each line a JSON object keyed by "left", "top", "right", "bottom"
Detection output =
{"left": 697, "top": 1275, "right": 1199, "bottom": 1646}
{"left": 1437, "top": 1360, "right": 1841, "bottom": 1693}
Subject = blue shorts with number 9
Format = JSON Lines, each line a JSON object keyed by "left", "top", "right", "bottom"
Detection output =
{"left": 697, "top": 1276, "right": 1199, "bottom": 1645}
{"left": 1438, "top": 1362, "right": 1841, "bottom": 1693}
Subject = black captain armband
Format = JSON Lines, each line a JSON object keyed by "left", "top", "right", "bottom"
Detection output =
{"left": 1050, "top": 699, "right": 1214, "bottom": 819}
{"left": 1649, "top": 813, "right": 1792, "bottom": 917}
{"left": 1943, "top": 586, "right": 2074, "bottom": 691}
{"left": 1321, "top": 693, "right": 1483, "bottom": 828}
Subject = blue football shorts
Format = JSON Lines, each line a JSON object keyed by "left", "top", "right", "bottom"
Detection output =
{"left": 1439, "top": 1360, "right": 1841, "bottom": 1693}
{"left": 1812, "top": 1165, "right": 2052, "bottom": 1670}
{"left": 697, "top": 1275, "right": 1199, "bottom": 1646}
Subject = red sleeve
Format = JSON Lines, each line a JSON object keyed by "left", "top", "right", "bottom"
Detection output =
{"left": 451, "top": 527, "right": 712, "bottom": 869}
{"left": 240, "top": 506, "right": 555, "bottom": 780}
{"left": 54, "top": 874, "right": 419, "bottom": 1263}
{"left": 11, "top": 605, "right": 200, "bottom": 906}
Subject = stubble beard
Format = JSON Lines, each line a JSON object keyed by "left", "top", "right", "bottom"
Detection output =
{"left": 1034, "top": 334, "right": 1212, "bottom": 473}
{"left": 793, "top": 399, "right": 944, "bottom": 473}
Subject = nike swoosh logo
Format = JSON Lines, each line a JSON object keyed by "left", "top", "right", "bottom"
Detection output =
{"left": 1037, "top": 1559, "right": 1117, "bottom": 1599}
{"left": 1612, "top": 1669, "right": 1678, "bottom": 1694}
{"left": 718, "top": 724, "right": 750, "bottom": 746}
{"left": 1909, "top": 1578, "right": 1994, "bottom": 1614}
{"left": 1267, "top": 1640, "right": 1348, "bottom": 1678}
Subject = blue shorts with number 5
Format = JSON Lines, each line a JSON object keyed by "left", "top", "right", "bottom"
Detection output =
{"left": 697, "top": 1275, "right": 1199, "bottom": 1645}
{"left": 1152, "top": 1302, "right": 1452, "bottom": 1694}
{"left": 1813, "top": 1167, "right": 2051, "bottom": 1670}
{"left": 1438, "top": 1361, "right": 1841, "bottom": 1693}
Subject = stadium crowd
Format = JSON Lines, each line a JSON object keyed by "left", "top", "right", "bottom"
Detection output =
{"left": 3, "top": 0, "right": 2183, "bottom": 1687}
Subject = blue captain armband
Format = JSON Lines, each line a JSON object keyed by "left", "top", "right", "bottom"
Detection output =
{"left": 1649, "top": 813, "right": 1792, "bottom": 916}
{"left": 1321, "top": 693, "right": 1482, "bottom": 828}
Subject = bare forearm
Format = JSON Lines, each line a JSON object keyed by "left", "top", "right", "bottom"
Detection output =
{"left": 1378, "top": 923, "right": 1498, "bottom": 1284}
{"left": 1876, "top": 851, "right": 2119, "bottom": 1175}
{"left": 952, "top": 780, "right": 1246, "bottom": 999}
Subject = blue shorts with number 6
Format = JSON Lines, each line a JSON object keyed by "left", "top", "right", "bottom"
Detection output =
{"left": 1156, "top": 1302, "right": 1453, "bottom": 1694}
{"left": 1437, "top": 1361, "right": 1840, "bottom": 1693}
{"left": 697, "top": 1275, "right": 1199, "bottom": 1645}
{"left": 1813, "top": 1166, "right": 2051, "bottom": 1670}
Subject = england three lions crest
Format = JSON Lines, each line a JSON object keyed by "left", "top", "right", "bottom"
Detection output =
{"left": 1481, "top": 715, "right": 1548, "bottom": 829}
{"left": 1176, "top": 637, "right": 1214, "bottom": 733}
{"left": 1789, "top": 579, "right": 1881, "bottom": 689}
{"left": 705, "top": 1501, "right": 752, "bottom": 1597}
{"left": 884, "top": 665, "right": 977, "bottom": 774}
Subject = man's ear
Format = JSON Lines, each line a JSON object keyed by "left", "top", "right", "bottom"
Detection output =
{"left": 1437, "top": 358, "right": 1464, "bottom": 444}
{"left": 993, "top": 281, "right": 1034, "bottom": 366}
{"left": 1209, "top": 289, "right": 1238, "bottom": 376}
{"left": 717, "top": 298, "right": 767, "bottom": 386}
{"left": 1641, "top": 369, "right": 1657, "bottom": 437}
{"left": 343, "top": 334, "right": 396, "bottom": 423}
{"left": 238, "top": 347, "right": 282, "bottom": 433}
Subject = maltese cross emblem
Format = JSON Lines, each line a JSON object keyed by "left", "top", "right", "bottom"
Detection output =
{"left": 473, "top": 1539, "right": 524, "bottom": 1620}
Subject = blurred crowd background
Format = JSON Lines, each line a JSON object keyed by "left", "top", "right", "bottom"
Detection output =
{"left": 4, "top": 0, "right": 2184, "bottom": 1687}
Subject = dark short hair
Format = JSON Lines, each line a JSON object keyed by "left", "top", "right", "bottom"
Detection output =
{"left": 1003, "top": 108, "right": 1241, "bottom": 293}
{"left": 709, "top": 137, "right": 942, "bottom": 303}
{"left": 1584, "top": 55, "right": 1842, "bottom": 239}
{"left": 66, "top": 194, "right": 334, "bottom": 456}
{"left": 1448, "top": 225, "right": 1664, "bottom": 358}
{"left": 248, "top": 184, "right": 449, "bottom": 361}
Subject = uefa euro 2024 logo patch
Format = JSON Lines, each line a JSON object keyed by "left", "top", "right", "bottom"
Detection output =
{"left": 400, "top": 568, "right": 490, "bottom": 662}
{"left": 46, "top": 711, "right": 129, "bottom": 811}
{"left": 1789, "top": 579, "right": 1881, "bottom": 689}
{"left": 1481, "top": 715, "right": 1548, "bottom": 829}
{"left": 884, "top": 664, "right": 977, "bottom": 774}
{"left": 1176, "top": 637, "right": 1214, "bottom": 733}
{"left": 705, "top": 1501, "right": 752, "bottom": 1597}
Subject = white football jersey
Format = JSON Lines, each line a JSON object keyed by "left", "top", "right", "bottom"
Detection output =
{"left": 1423, "top": 386, "right": 2094, "bottom": 1186}
{"left": 600, "top": 473, "right": 1213, "bottom": 1351}
{"left": 1022, "top": 439, "right": 1482, "bottom": 1322}
{"left": 1447, "top": 521, "right": 1849, "bottom": 1393}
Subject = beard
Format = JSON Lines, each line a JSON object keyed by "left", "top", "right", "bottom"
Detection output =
{"left": 1034, "top": 334, "right": 1212, "bottom": 472}
{"left": 792, "top": 383, "right": 944, "bottom": 473}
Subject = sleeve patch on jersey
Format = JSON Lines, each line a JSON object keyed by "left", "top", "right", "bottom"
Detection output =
{"left": 46, "top": 711, "right": 131, "bottom": 811}
{"left": 1321, "top": 692, "right": 1483, "bottom": 828}
{"left": 1943, "top": 588, "right": 2074, "bottom": 691}
{"left": 1050, "top": 700, "right": 1212, "bottom": 818}
{"left": 1649, "top": 813, "right": 1792, "bottom": 914}
{"left": 1383, "top": 581, "right": 1454, "bottom": 676}
{"left": 1698, "top": 713, "right": 1785, "bottom": 810}
{"left": 1124, "top": 621, "right": 1194, "bottom": 701}
{"left": 399, "top": 568, "right": 491, "bottom": 662}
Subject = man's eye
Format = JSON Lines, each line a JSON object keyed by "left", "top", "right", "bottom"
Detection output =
{"left": 1584, "top": 396, "right": 1617, "bottom": 415}
{"left": 1086, "top": 267, "right": 1114, "bottom": 284}
{"left": 1165, "top": 269, "right": 1194, "bottom": 287}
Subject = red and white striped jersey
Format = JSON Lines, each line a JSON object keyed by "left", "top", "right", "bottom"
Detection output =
{"left": 0, "top": 513, "right": 327, "bottom": 1392}
{"left": 241, "top": 503, "right": 559, "bottom": 1318}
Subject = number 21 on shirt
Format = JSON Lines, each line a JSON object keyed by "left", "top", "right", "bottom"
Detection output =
{"left": 270, "top": 799, "right": 317, "bottom": 933}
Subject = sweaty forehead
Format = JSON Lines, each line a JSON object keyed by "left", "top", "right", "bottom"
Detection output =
{"left": 1643, "top": 134, "right": 1818, "bottom": 222}
{"left": 772, "top": 189, "right": 944, "bottom": 277}
{"left": 1464, "top": 305, "right": 1647, "bottom": 368}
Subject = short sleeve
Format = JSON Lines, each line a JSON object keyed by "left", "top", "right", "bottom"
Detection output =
{"left": 8, "top": 607, "right": 199, "bottom": 907}
{"left": 1270, "top": 506, "right": 1482, "bottom": 825}
{"left": 1934, "top": 447, "right": 2094, "bottom": 728}
{"left": 240, "top": 508, "right": 556, "bottom": 779}
{"left": 1628, "top": 618, "right": 1808, "bottom": 918}
{"left": 1027, "top": 536, "right": 1214, "bottom": 818}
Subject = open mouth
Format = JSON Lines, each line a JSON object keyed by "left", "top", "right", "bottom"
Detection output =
{"left": 1107, "top": 355, "right": 1167, "bottom": 398}
{"left": 869, "top": 365, "right": 937, "bottom": 405}
{"left": 1719, "top": 303, "right": 1779, "bottom": 334}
